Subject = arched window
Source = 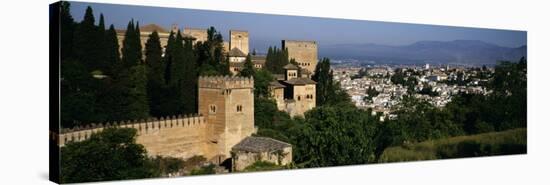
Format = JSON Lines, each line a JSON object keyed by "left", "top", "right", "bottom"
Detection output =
{"left": 236, "top": 105, "right": 243, "bottom": 112}
{"left": 209, "top": 104, "right": 217, "bottom": 114}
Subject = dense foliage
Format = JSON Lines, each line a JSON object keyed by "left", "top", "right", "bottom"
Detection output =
{"left": 60, "top": 4, "right": 228, "bottom": 127}
{"left": 239, "top": 54, "right": 255, "bottom": 77}
{"left": 293, "top": 105, "right": 380, "bottom": 167}
{"left": 265, "top": 46, "right": 290, "bottom": 74}
{"left": 60, "top": 128, "right": 158, "bottom": 183}
{"left": 242, "top": 161, "right": 287, "bottom": 172}
{"left": 379, "top": 128, "right": 526, "bottom": 162}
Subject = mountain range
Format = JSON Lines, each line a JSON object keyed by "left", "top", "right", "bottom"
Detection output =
{"left": 320, "top": 40, "right": 526, "bottom": 65}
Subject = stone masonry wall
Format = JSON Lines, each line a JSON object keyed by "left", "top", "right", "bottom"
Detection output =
{"left": 282, "top": 40, "right": 318, "bottom": 74}
{"left": 58, "top": 115, "right": 210, "bottom": 159}
{"left": 232, "top": 147, "right": 292, "bottom": 171}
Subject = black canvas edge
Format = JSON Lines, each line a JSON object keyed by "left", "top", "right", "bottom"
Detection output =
{"left": 49, "top": 1, "right": 61, "bottom": 184}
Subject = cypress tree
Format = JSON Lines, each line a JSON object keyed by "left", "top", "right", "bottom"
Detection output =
{"left": 181, "top": 37, "right": 198, "bottom": 114}
{"left": 266, "top": 46, "right": 274, "bottom": 72}
{"left": 121, "top": 20, "right": 142, "bottom": 68}
{"left": 163, "top": 31, "right": 176, "bottom": 84}
{"left": 74, "top": 6, "right": 100, "bottom": 71}
{"left": 145, "top": 31, "right": 163, "bottom": 77}
{"left": 282, "top": 47, "right": 290, "bottom": 70}
{"left": 134, "top": 21, "right": 143, "bottom": 63}
{"left": 239, "top": 54, "right": 255, "bottom": 77}
{"left": 312, "top": 58, "right": 334, "bottom": 106}
{"left": 125, "top": 65, "right": 150, "bottom": 119}
{"left": 144, "top": 31, "right": 165, "bottom": 116}
{"left": 96, "top": 13, "right": 108, "bottom": 73}
{"left": 159, "top": 30, "right": 186, "bottom": 115}
{"left": 98, "top": 14, "right": 105, "bottom": 29}
{"left": 60, "top": 1, "right": 75, "bottom": 60}
{"left": 121, "top": 20, "right": 136, "bottom": 68}
{"left": 105, "top": 24, "right": 120, "bottom": 75}
{"left": 170, "top": 30, "right": 185, "bottom": 84}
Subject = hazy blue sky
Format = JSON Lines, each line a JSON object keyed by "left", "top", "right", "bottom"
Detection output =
{"left": 69, "top": 1, "right": 526, "bottom": 53}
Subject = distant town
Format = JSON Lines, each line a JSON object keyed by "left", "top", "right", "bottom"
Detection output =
{"left": 334, "top": 63, "right": 492, "bottom": 121}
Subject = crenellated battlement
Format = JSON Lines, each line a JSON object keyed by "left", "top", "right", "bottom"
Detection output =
{"left": 57, "top": 114, "right": 206, "bottom": 146}
{"left": 198, "top": 75, "right": 254, "bottom": 89}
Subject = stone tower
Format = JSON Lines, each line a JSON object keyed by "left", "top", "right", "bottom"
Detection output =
{"left": 282, "top": 40, "right": 318, "bottom": 75}
{"left": 230, "top": 30, "right": 249, "bottom": 55}
{"left": 198, "top": 76, "right": 255, "bottom": 160}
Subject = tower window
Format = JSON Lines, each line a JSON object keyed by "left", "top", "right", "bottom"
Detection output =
{"left": 236, "top": 105, "right": 243, "bottom": 112}
{"left": 209, "top": 104, "right": 217, "bottom": 114}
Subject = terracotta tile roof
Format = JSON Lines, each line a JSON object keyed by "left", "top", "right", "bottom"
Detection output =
{"left": 228, "top": 48, "right": 247, "bottom": 57}
{"left": 232, "top": 137, "right": 291, "bottom": 153}
{"left": 284, "top": 77, "right": 317, "bottom": 85}
{"left": 269, "top": 81, "right": 286, "bottom": 88}
{"left": 283, "top": 63, "right": 299, "bottom": 70}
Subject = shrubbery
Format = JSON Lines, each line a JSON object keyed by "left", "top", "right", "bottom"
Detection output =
{"left": 379, "top": 128, "right": 526, "bottom": 162}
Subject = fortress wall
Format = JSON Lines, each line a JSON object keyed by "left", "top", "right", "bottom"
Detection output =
{"left": 282, "top": 40, "right": 318, "bottom": 74}
{"left": 136, "top": 116, "right": 208, "bottom": 159}
{"left": 58, "top": 115, "right": 210, "bottom": 159}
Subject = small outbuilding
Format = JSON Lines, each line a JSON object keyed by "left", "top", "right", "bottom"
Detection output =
{"left": 231, "top": 136, "right": 292, "bottom": 171}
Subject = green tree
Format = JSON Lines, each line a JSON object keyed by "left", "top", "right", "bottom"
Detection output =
{"left": 104, "top": 24, "right": 120, "bottom": 75}
{"left": 195, "top": 26, "right": 228, "bottom": 75}
{"left": 60, "top": 128, "right": 158, "bottom": 183}
{"left": 73, "top": 6, "right": 101, "bottom": 71}
{"left": 125, "top": 65, "right": 150, "bottom": 119}
{"left": 312, "top": 58, "right": 351, "bottom": 106}
{"left": 293, "top": 105, "right": 378, "bottom": 167}
{"left": 181, "top": 36, "right": 198, "bottom": 114}
{"left": 239, "top": 54, "right": 255, "bottom": 77}
{"left": 121, "top": 20, "right": 142, "bottom": 68}
{"left": 95, "top": 13, "right": 108, "bottom": 73}
{"left": 60, "top": 58, "right": 105, "bottom": 128}
{"left": 60, "top": 1, "right": 76, "bottom": 60}
{"left": 265, "top": 46, "right": 290, "bottom": 74}
{"left": 253, "top": 69, "right": 274, "bottom": 98}
{"left": 144, "top": 31, "right": 165, "bottom": 117}
{"left": 163, "top": 31, "right": 176, "bottom": 84}
{"left": 373, "top": 118, "right": 406, "bottom": 161}
{"left": 312, "top": 58, "right": 332, "bottom": 106}
{"left": 253, "top": 97, "right": 295, "bottom": 143}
